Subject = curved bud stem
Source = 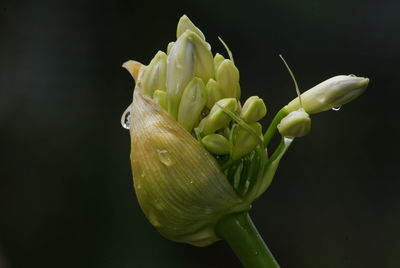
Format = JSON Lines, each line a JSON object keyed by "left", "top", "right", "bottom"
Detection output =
{"left": 216, "top": 212, "right": 280, "bottom": 268}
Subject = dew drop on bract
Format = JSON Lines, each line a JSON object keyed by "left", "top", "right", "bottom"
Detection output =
{"left": 121, "top": 104, "right": 132, "bottom": 129}
{"left": 157, "top": 149, "right": 174, "bottom": 166}
{"left": 332, "top": 106, "right": 341, "bottom": 111}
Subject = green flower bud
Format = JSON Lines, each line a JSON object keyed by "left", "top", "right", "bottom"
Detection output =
{"left": 205, "top": 79, "right": 223, "bottom": 109}
{"left": 285, "top": 75, "right": 369, "bottom": 114}
{"left": 277, "top": 108, "right": 311, "bottom": 137}
{"left": 130, "top": 89, "right": 247, "bottom": 246}
{"left": 201, "top": 98, "right": 238, "bottom": 135}
{"left": 216, "top": 59, "right": 240, "bottom": 99}
{"left": 177, "top": 77, "right": 207, "bottom": 132}
{"left": 214, "top": 53, "right": 225, "bottom": 71}
{"left": 230, "top": 122, "right": 262, "bottom": 160}
{"left": 176, "top": 15, "right": 206, "bottom": 41}
{"left": 166, "top": 30, "right": 214, "bottom": 119}
{"left": 141, "top": 51, "right": 167, "bottom": 97}
{"left": 153, "top": 89, "right": 167, "bottom": 110}
{"left": 201, "top": 133, "right": 230, "bottom": 155}
{"left": 240, "top": 96, "right": 267, "bottom": 123}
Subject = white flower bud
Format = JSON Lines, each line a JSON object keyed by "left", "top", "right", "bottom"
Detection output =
{"left": 166, "top": 30, "right": 214, "bottom": 118}
{"left": 176, "top": 15, "right": 206, "bottom": 41}
{"left": 277, "top": 108, "right": 311, "bottom": 137}
{"left": 177, "top": 77, "right": 207, "bottom": 132}
{"left": 241, "top": 96, "right": 267, "bottom": 123}
{"left": 141, "top": 51, "right": 167, "bottom": 97}
{"left": 216, "top": 59, "right": 240, "bottom": 99}
{"left": 286, "top": 75, "right": 369, "bottom": 114}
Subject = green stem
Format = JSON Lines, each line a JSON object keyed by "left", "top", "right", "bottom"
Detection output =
{"left": 216, "top": 212, "right": 280, "bottom": 268}
{"left": 263, "top": 108, "right": 288, "bottom": 147}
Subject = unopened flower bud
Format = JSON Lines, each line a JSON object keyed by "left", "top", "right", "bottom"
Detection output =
{"left": 205, "top": 79, "right": 223, "bottom": 109}
{"left": 201, "top": 98, "right": 238, "bottom": 135}
{"left": 153, "top": 89, "right": 167, "bottom": 110}
{"left": 167, "top": 42, "right": 174, "bottom": 55}
{"left": 230, "top": 122, "right": 262, "bottom": 160}
{"left": 216, "top": 59, "right": 240, "bottom": 99}
{"left": 201, "top": 133, "right": 230, "bottom": 155}
{"left": 176, "top": 15, "right": 206, "bottom": 41}
{"left": 214, "top": 53, "right": 225, "bottom": 70}
{"left": 177, "top": 77, "right": 207, "bottom": 132}
{"left": 285, "top": 75, "right": 369, "bottom": 114}
{"left": 141, "top": 51, "right": 167, "bottom": 97}
{"left": 240, "top": 96, "right": 267, "bottom": 123}
{"left": 166, "top": 30, "right": 214, "bottom": 118}
{"left": 277, "top": 108, "right": 311, "bottom": 137}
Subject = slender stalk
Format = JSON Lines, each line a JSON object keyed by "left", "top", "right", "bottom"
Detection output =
{"left": 216, "top": 212, "right": 280, "bottom": 268}
{"left": 263, "top": 108, "right": 288, "bottom": 147}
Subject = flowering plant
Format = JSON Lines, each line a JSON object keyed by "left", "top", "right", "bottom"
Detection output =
{"left": 122, "top": 15, "right": 368, "bottom": 267}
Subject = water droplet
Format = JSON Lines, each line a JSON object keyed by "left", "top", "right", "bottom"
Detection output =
{"left": 157, "top": 149, "right": 174, "bottom": 166}
{"left": 283, "top": 136, "right": 294, "bottom": 145}
{"left": 332, "top": 106, "right": 341, "bottom": 111}
{"left": 121, "top": 104, "right": 132, "bottom": 129}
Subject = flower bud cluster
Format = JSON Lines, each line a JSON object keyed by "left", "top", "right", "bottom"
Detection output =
{"left": 139, "top": 15, "right": 267, "bottom": 160}
{"left": 123, "top": 14, "right": 369, "bottom": 246}
{"left": 199, "top": 96, "right": 266, "bottom": 160}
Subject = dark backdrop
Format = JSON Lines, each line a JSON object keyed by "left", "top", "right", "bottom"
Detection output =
{"left": 1, "top": 0, "right": 399, "bottom": 267}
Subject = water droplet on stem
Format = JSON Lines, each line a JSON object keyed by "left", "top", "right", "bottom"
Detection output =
{"left": 332, "top": 106, "right": 341, "bottom": 111}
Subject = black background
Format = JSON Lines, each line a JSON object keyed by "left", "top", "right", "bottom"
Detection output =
{"left": 1, "top": 0, "right": 399, "bottom": 267}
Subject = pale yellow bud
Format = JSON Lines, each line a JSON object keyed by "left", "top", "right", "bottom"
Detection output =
{"left": 176, "top": 15, "right": 206, "bottom": 41}
{"left": 201, "top": 134, "right": 230, "bottom": 155}
{"left": 241, "top": 96, "right": 267, "bottom": 123}
{"left": 214, "top": 53, "right": 225, "bottom": 71}
{"left": 277, "top": 108, "right": 311, "bottom": 137}
{"left": 230, "top": 122, "right": 262, "bottom": 160}
{"left": 167, "top": 42, "right": 174, "bottom": 55}
{"left": 166, "top": 30, "right": 214, "bottom": 118}
{"left": 141, "top": 51, "right": 167, "bottom": 97}
{"left": 177, "top": 77, "right": 207, "bottom": 132}
{"left": 205, "top": 79, "right": 224, "bottom": 109}
{"left": 201, "top": 98, "right": 239, "bottom": 135}
{"left": 216, "top": 59, "right": 240, "bottom": 99}
{"left": 286, "top": 75, "right": 369, "bottom": 114}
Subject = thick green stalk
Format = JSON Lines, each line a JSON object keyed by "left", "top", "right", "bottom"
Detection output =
{"left": 263, "top": 108, "right": 288, "bottom": 147}
{"left": 216, "top": 212, "right": 280, "bottom": 268}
